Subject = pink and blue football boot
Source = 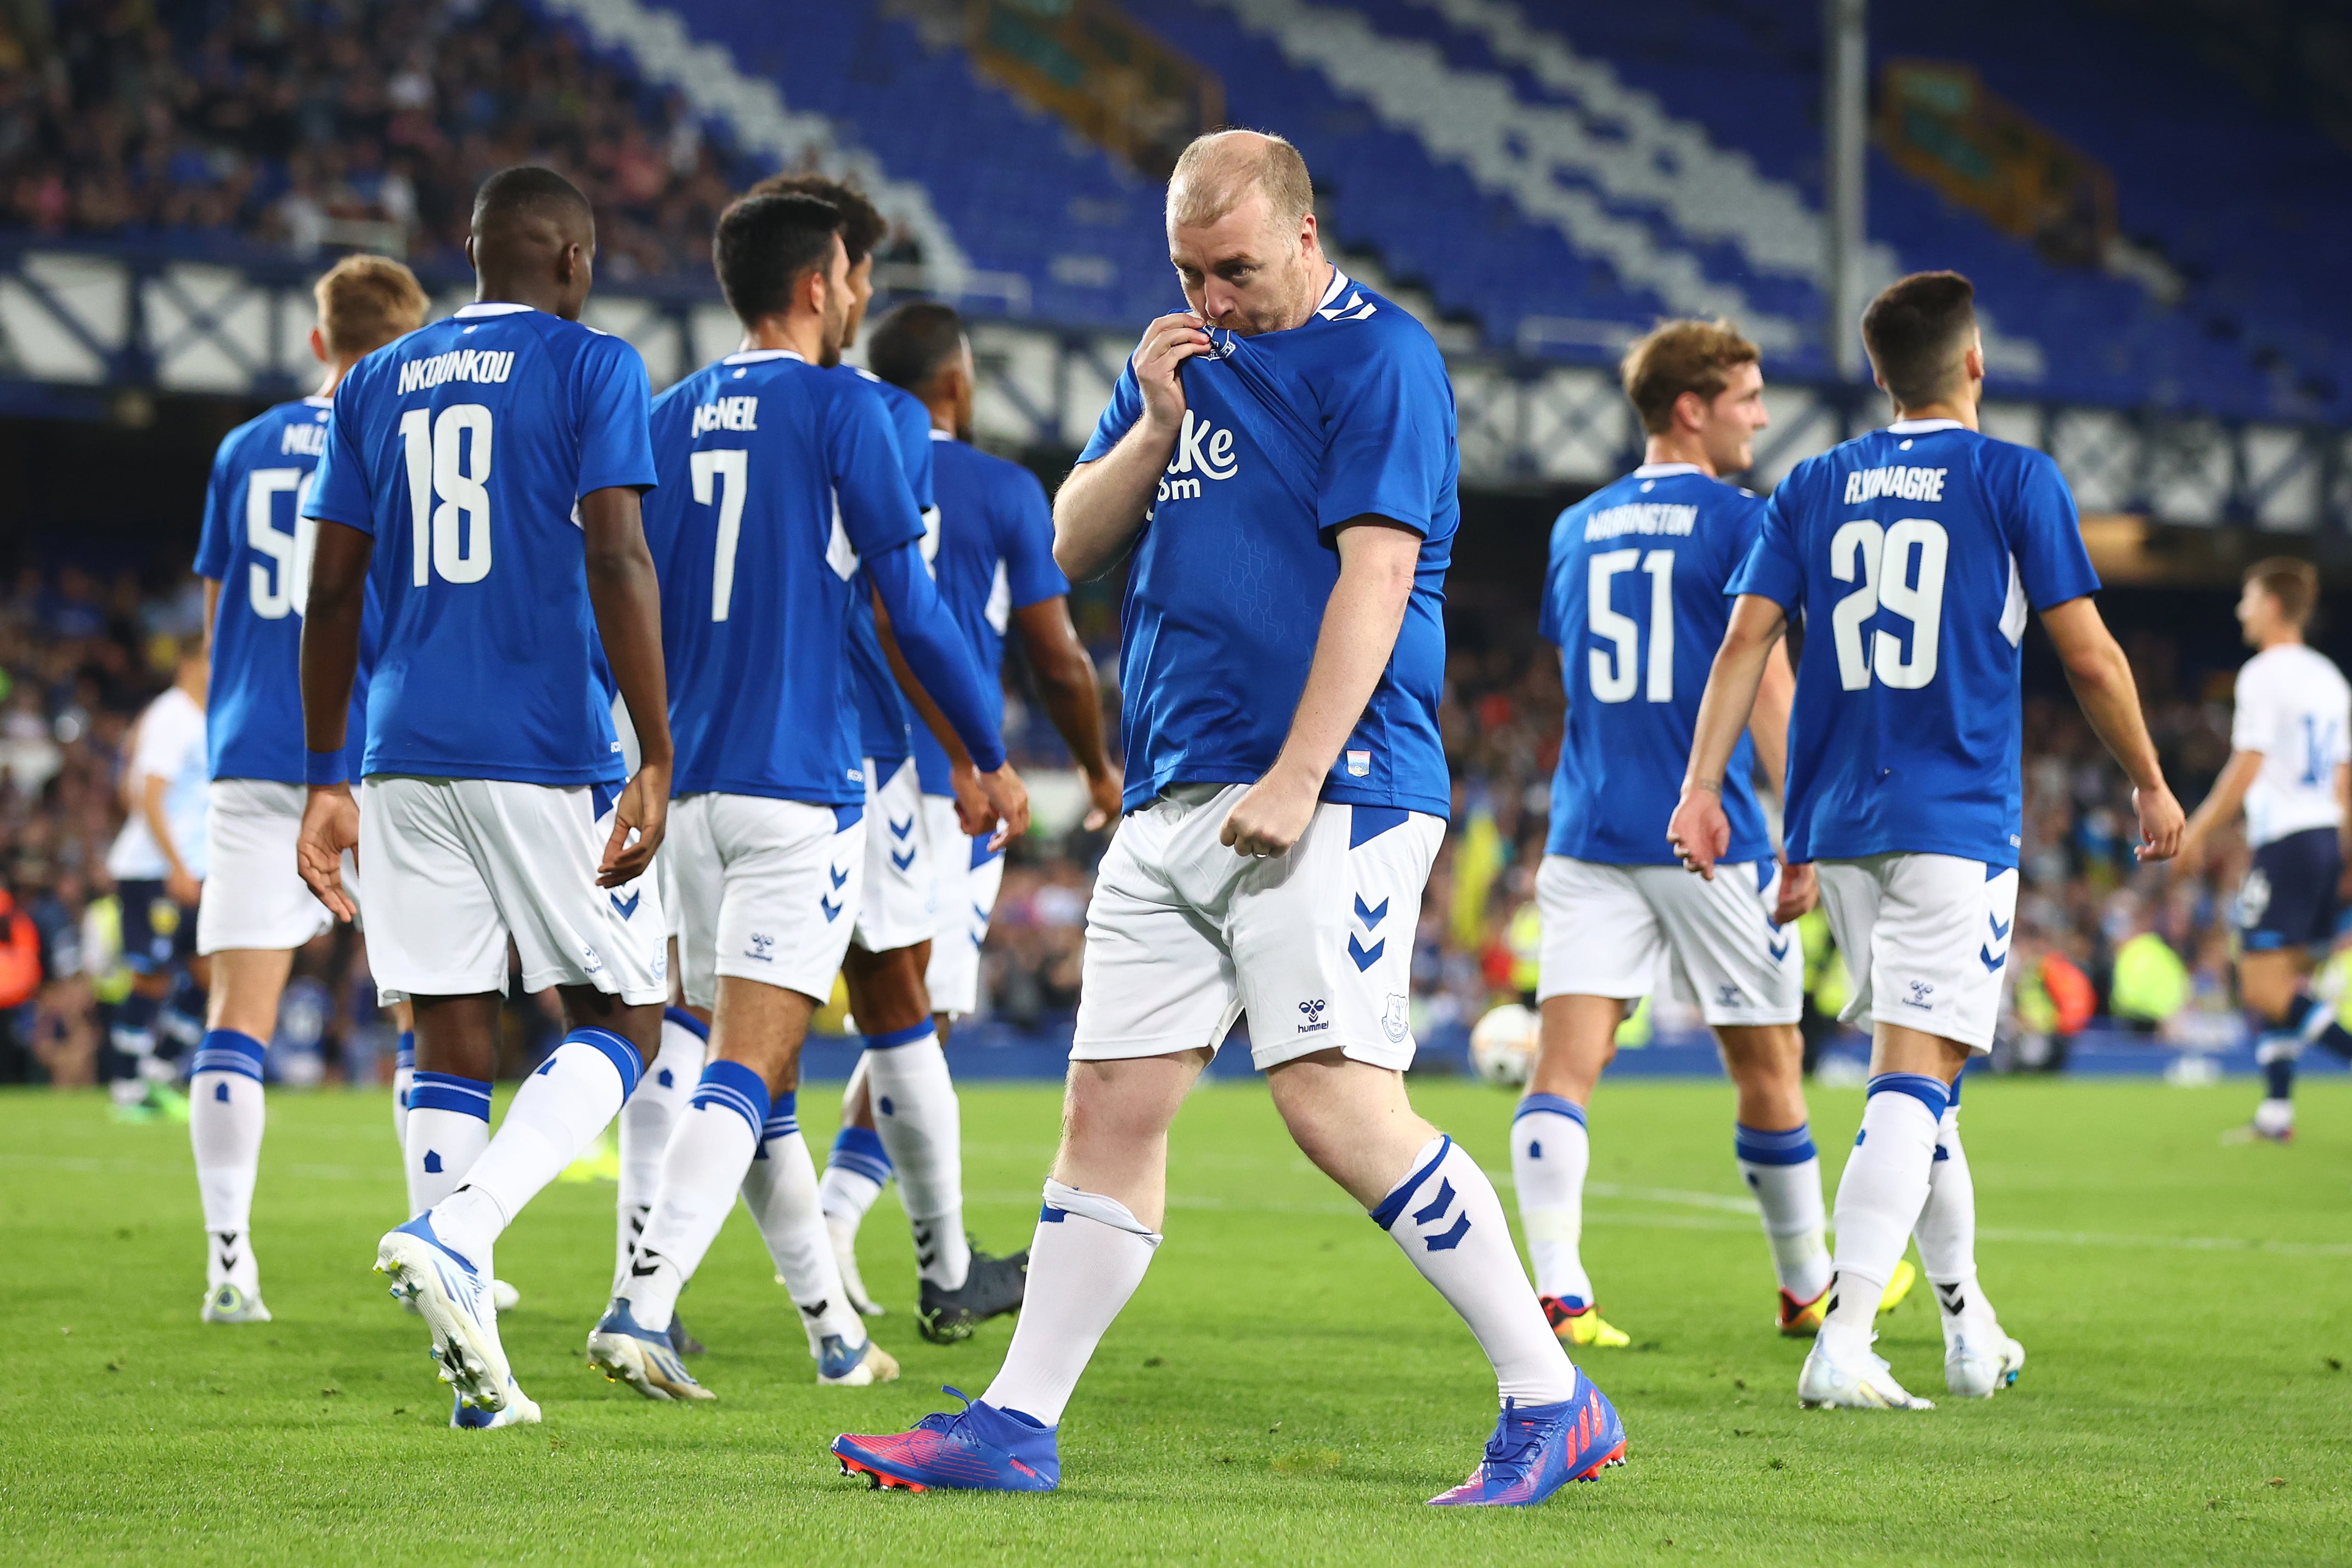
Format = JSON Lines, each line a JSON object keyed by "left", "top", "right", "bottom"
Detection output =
{"left": 833, "top": 1387, "right": 1059, "bottom": 1492}
{"left": 1426, "top": 1373, "right": 1627, "bottom": 1505}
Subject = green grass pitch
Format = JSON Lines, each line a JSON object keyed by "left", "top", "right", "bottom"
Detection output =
{"left": 4, "top": 1075, "right": 2349, "bottom": 1564}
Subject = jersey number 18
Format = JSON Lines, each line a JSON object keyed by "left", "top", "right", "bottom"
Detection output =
{"left": 398, "top": 405, "right": 494, "bottom": 586}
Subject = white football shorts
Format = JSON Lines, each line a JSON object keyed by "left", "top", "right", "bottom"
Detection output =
{"left": 1535, "top": 854, "right": 1802, "bottom": 1026}
{"left": 358, "top": 775, "right": 667, "bottom": 1006}
{"left": 665, "top": 792, "right": 866, "bottom": 1009}
{"left": 1073, "top": 783, "right": 1442, "bottom": 1073}
{"left": 921, "top": 791, "right": 1005, "bottom": 1017}
{"left": 1814, "top": 853, "right": 2020, "bottom": 1054}
{"left": 197, "top": 778, "right": 355, "bottom": 955}
{"left": 853, "top": 757, "right": 933, "bottom": 954}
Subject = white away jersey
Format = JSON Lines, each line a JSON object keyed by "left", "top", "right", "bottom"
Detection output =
{"left": 1729, "top": 418, "right": 2099, "bottom": 867}
{"left": 2232, "top": 643, "right": 2351, "bottom": 848}
{"left": 106, "top": 686, "right": 209, "bottom": 881}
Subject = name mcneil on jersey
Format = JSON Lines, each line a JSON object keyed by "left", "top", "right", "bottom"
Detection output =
{"left": 1844, "top": 465, "right": 1949, "bottom": 505}
{"left": 690, "top": 397, "right": 758, "bottom": 437}
{"left": 1585, "top": 502, "right": 1697, "bottom": 542}
{"left": 1155, "top": 409, "right": 1237, "bottom": 503}
{"left": 395, "top": 347, "right": 517, "bottom": 397}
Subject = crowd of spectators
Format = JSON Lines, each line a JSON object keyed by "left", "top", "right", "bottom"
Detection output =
{"left": 0, "top": 555, "right": 2298, "bottom": 1086}
{"left": 0, "top": 0, "right": 917, "bottom": 280}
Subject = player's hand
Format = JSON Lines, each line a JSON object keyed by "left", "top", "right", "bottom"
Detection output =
{"left": 166, "top": 866, "right": 201, "bottom": 909}
{"left": 1220, "top": 764, "right": 1318, "bottom": 859}
{"left": 977, "top": 763, "right": 1030, "bottom": 851}
{"left": 1133, "top": 311, "right": 1211, "bottom": 433}
{"left": 947, "top": 757, "right": 991, "bottom": 838}
{"left": 600, "top": 759, "right": 669, "bottom": 888}
{"left": 1773, "top": 860, "right": 1818, "bottom": 926}
{"left": 2132, "top": 782, "right": 2185, "bottom": 862}
{"left": 1081, "top": 762, "right": 1124, "bottom": 832}
{"left": 1666, "top": 783, "right": 1729, "bottom": 881}
{"left": 2171, "top": 825, "right": 2208, "bottom": 878}
{"left": 297, "top": 784, "right": 360, "bottom": 922}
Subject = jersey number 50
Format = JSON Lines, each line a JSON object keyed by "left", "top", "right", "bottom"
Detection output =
{"left": 245, "top": 467, "right": 318, "bottom": 618}
{"left": 398, "top": 405, "right": 494, "bottom": 586}
{"left": 1829, "top": 518, "right": 1947, "bottom": 691}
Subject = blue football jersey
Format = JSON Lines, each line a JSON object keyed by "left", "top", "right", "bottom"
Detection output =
{"left": 1078, "top": 270, "right": 1458, "bottom": 817}
{"left": 911, "top": 432, "right": 1069, "bottom": 796}
{"left": 842, "top": 370, "right": 937, "bottom": 767}
{"left": 642, "top": 349, "right": 928, "bottom": 804}
{"left": 193, "top": 394, "right": 374, "bottom": 783}
{"left": 1728, "top": 419, "right": 2100, "bottom": 866}
{"left": 303, "top": 303, "right": 658, "bottom": 786}
{"left": 1542, "top": 465, "right": 1770, "bottom": 866}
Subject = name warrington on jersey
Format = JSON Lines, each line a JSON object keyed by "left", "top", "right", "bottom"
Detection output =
{"left": 690, "top": 396, "right": 758, "bottom": 437}
{"left": 1584, "top": 502, "right": 1698, "bottom": 542}
{"left": 1843, "top": 464, "right": 1950, "bottom": 505}
{"left": 394, "top": 348, "right": 518, "bottom": 397}
{"left": 1155, "top": 409, "right": 1238, "bottom": 503}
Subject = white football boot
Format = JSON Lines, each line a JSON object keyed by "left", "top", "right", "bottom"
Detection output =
{"left": 1799, "top": 1331, "right": 1936, "bottom": 1410}
{"left": 453, "top": 1375, "right": 542, "bottom": 1429}
{"left": 827, "top": 1211, "right": 884, "bottom": 1317}
{"left": 375, "top": 1215, "right": 512, "bottom": 1413}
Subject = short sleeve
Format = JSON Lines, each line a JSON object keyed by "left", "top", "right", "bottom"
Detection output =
{"left": 1076, "top": 363, "right": 1144, "bottom": 465}
{"left": 999, "top": 466, "right": 1068, "bottom": 608}
{"left": 193, "top": 439, "right": 238, "bottom": 580}
{"left": 635, "top": 390, "right": 689, "bottom": 566}
{"left": 1728, "top": 485, "right": 1804, "bottom": 610}
{"left": 2008, "top": 450, "right": 2099, "bottom": 610}
{"left": 887, "top": 389, "right": 935, "bottom": 514}
{"left": 1717, "top": 492, "right": 1770, "bottom": 589}
{"left": 1537, "top": 512, "right": 1572, "bottom": 647}
{"left": 2231, "top": 663, "right": 2277, "bottom": 755}
{"left": 830, "top": 382, "right": 928, "bottom": 557}
{"left": 573, "top": 335, "right": 658, "bottom": 497}
{"left": 131, "top": 697, "right": 201, "bottom": 781}
{"left": 303, "top": 380, "right": 375, "bottom": 534}
{"left": 1315, "top": 329, "right": 1453, "bottom": 537}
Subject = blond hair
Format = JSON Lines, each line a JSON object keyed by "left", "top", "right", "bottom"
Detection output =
{"left": 315, "top": 254, "right": 428, "bottom": 359}
{"left": 1166, "top": 129, "right": 1313, "bottom": 233}
{"left": 1619, "top": 318, "right": 1761, "bottom": 435}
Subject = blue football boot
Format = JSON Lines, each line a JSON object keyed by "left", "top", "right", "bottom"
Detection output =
{"left": 1426, "top": 1374, "right": 1627, "bottom": 1505}
{"left": 833, "top": 1386, "right": 1059, "bottom": 1491}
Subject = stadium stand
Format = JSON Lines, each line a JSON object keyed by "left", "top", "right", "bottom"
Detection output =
{"left": 4, "top": 0, "right": 2345, "bottom": 424}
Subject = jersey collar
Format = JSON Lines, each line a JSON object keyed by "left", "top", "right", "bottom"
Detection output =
{"left": 1317, "top": 267, "right": 1352, "bottom": 310}
{"left": 453, "top": 302, "right": 534, "bottom": 318}
{"left": 721, "top": 348, "right": 805, "bottom": 364}
{"left": 301, "top": 394, "right": 333, "bottom": 408}
{"left": 928, "top": 427, "right": 954, "bottom": 441}
{"left": 1887, "top": 418, "right": 1965, "bottom": 434}
{"left": 1631, "top": 462, "right": 1703, "bottom": 478}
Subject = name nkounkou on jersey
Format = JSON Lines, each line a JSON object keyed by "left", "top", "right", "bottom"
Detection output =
{"left": 395, "top": 348, "right": 518, "bottom": 396}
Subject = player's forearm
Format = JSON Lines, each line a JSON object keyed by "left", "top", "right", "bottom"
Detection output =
{"left": 298, "top": 521, "right": 371, "bottom": 758}
{"left": 1268, "top": 524, "right": 1418, "bottom": 786}
{"left": 1746, "top": 639, "right": 1796, "bottom": 799}
{"left": 582, "top": 488, "right": 672, "bottom": 770}
{"left": 2061, "top": 641, "right": 2165, "bottom": 793}
{"left": 1016, "top": 601, "right": 1113, "bottom": 778}
{"left": 1685, "top": 596, "right": 1785, "bottom": 793}
{"left": 1053, "top": 420, "right": 1177, "bottom": 581}
{"left": 201, "top": 578, "right": 221, "bottom": 668}
{"left": 873, "top": 587, "right": 975, "bottom": 770}
{"left": 2184, "top": 751, "right": 2260, "bottom": 840}
{"left": 868, "top": 542, "right": 1006, "bottom": 772}
{"left": 139, "top": 776, "right": 188, "bottom": 881}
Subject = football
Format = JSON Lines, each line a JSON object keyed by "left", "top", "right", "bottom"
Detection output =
{"left": 1469, "top": 1002, "right": 1539, "bottom": 1087}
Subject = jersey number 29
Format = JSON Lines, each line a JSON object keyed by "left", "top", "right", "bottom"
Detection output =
{"left": 1830, "top": 518, "right": 1948, "bottom": 691}
{"left": 398, "top": 405, "right": 494, "bottom": 586}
